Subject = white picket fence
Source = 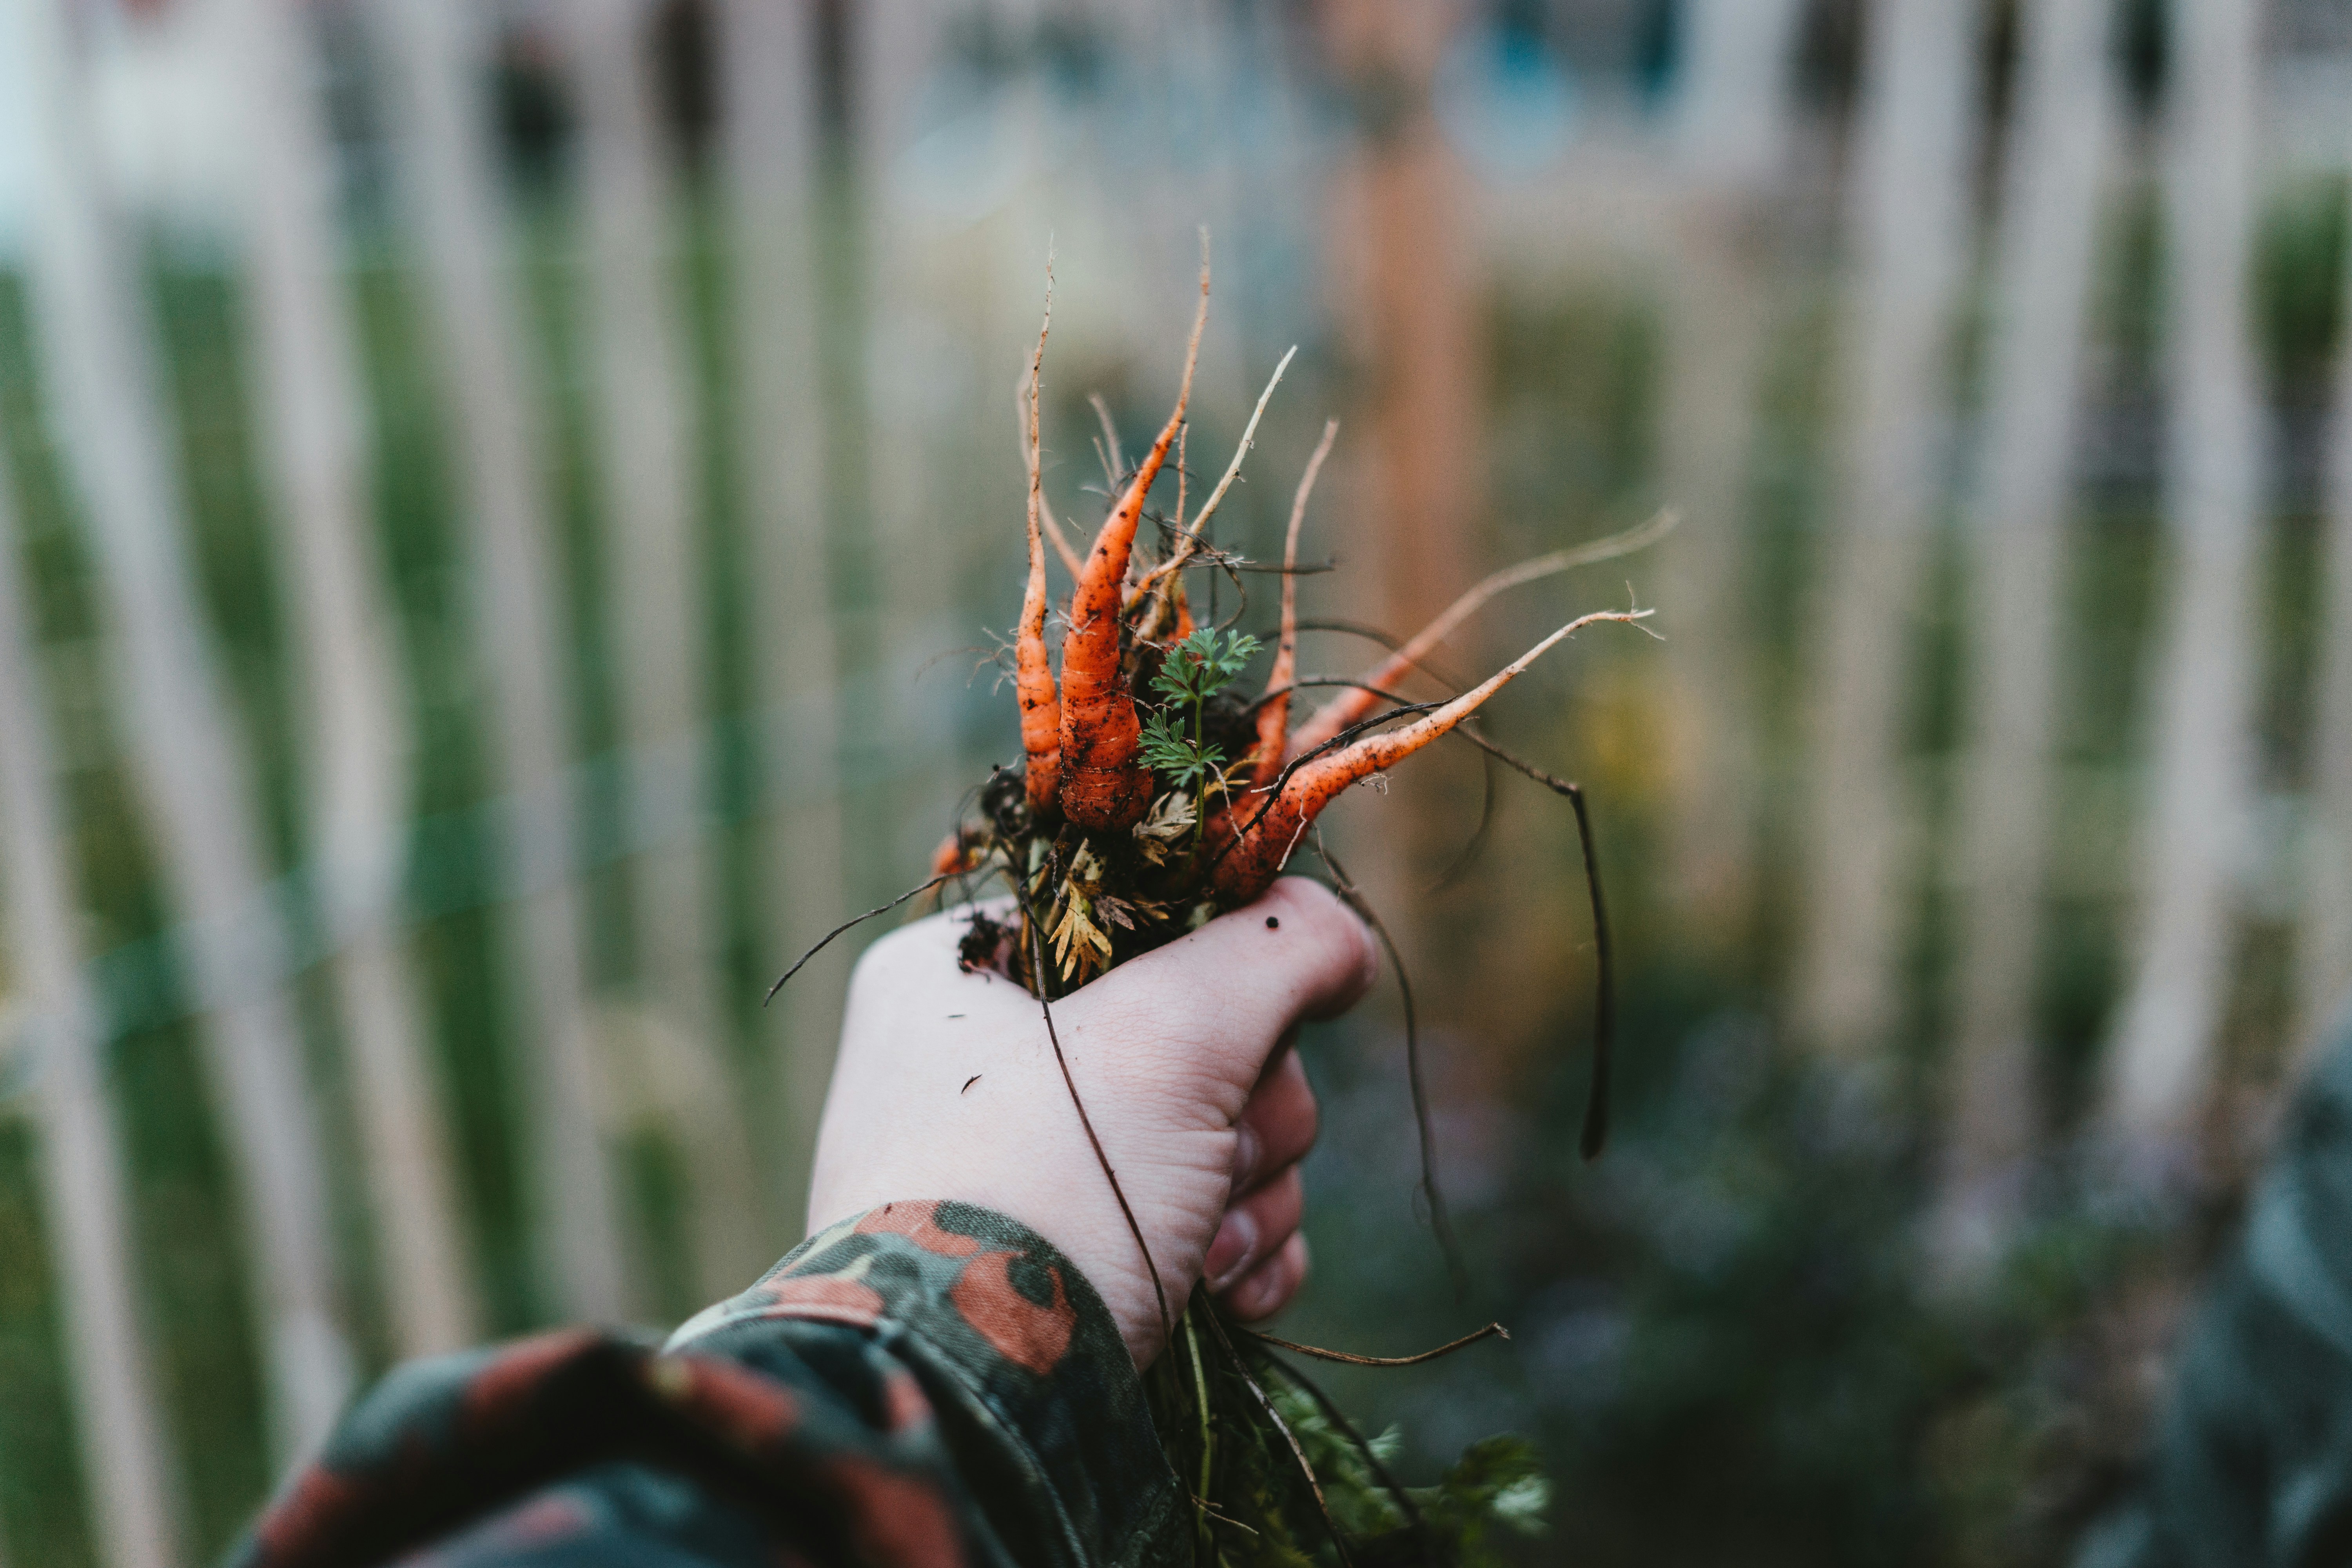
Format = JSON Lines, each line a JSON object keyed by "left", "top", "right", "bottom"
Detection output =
{"left": 0, "top": 0, "right": 2348, "bottom": 1560}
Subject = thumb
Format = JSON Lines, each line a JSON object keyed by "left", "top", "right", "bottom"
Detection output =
{"left": 1077, "top": 877, "right": 1378, "bottom": 1091}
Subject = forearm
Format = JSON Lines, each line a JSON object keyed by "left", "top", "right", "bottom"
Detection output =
{"left": 227, "top": 1202, "right": 1183, "bottom": 1568}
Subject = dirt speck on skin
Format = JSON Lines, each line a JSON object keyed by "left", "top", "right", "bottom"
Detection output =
{"left": 1265, "top": 916, "right": 1280, "bottom": 929}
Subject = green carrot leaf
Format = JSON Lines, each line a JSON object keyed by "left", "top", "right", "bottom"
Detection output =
{"left": 1152, "top": 627, "right": 1262, "bottom": 706}
{"left": 1140, "top": 708, "right": 1223, "bottom": 788}
{"left": 1139, "top": 708, "right": 1195, "bottom": 773}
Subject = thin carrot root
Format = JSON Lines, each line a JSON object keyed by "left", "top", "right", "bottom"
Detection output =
{"left": 1014, "top": 372, "right": 1086, "bottom": 583}
{"left": 1057, "top": 246, "right": 1209, "bottom": 831}
{"left": 1210, "top": 608, "right": 1654, "bottom": 905}
{"left": 1251, "top": 418, "right": 1339, "bottom": 789}
{"left": 1018, "top": 278, "right": 1061, "bottom": 813}
{"left": 1285, "top": 506, "right": 1679, "bottom": 760}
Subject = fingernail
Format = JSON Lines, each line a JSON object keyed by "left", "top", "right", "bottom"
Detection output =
{"left": 1231, "top": 1125, "right": 1260, "bottom": 1189}
{"left": 1205, "top": 1210, "right": 1257, "bottom": 1290}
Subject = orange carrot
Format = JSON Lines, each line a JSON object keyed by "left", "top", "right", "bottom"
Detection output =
{"left": 1018, "top": 285, "right": 1060, "bottom": 813}
{"left": 1285, "top": 508, "right": 1677, "bottom": 761}
{"left": 1058, "top": 256, "right": 1209, "bottom": 830}
{"left": 1212, "top": 607, "right": 1651, "bottom": 904}
{"left": 931, "top": 829, "right": 980, "bottom": 876}
{"left": 1250, "top": 418, "right": 1339, "bottom": 789}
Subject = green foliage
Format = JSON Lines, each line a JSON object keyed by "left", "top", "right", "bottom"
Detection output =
{"left": 1140, "top": 706, "right": 1226, "bottom": 790}
{"left": 0, "top": 1124, "right": 98, "bottom": 1568}
{"left": 1419, "top": 1436, "right": 1552, "bottom": 1550}
{"left": 1151, "top": 627, "right": 1262, "bottom": 708}
{"left": 1479, "top": 1012, "right": 2148, "bottom": 1568}
{"left": 1146, "top": 1303, "right": 1548, "bottom": 1568}
{"left": 1269, "top": 1377, "right": 1550, "bottom": 1567}
{"left": 2254, "top": 173, "right": 2348, "bottom": 399}
{"left": 1141, "top": 629, "right": 1262, "bottom": 822}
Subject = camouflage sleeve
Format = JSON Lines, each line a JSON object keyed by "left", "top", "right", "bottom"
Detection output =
{"left": 227, "top": 1200, "right": 1186, "bottom": 1568}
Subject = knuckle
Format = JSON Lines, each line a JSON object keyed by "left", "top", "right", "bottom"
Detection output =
{"left": 1255, "top": 1073, "right": 1319, "bottom": 1163}
{"left": 1257, "top": 1165, "right": 1306, "bottom": 1224}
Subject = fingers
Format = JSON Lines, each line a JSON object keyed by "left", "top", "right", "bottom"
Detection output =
{"left": 1203, "top": 1166, "right": 1303, "bottom": 1292}
{"left": 1210, "top": 1051, "right": 1317, "bottom": 1307}
{"left": 1230, "top": 1050, "right": 1317, "bottom": 1198}
{"left": 1091, "top": 878, "right": 1377, "bottom": 1080}
{"left": 1220, "top": 1232, "right": 1309, "bottom": 1322}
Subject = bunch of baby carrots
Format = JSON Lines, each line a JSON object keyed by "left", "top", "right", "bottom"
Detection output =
{"left": 931, "top": 246, "right": 1660, "bottom": 1016}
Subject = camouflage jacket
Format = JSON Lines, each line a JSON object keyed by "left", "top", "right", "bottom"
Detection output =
{"left": 229, "top": 1200, "right": 1186, "bottom": 1568}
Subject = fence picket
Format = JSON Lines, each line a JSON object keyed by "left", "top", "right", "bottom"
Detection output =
{"left": 2099, "top": 0, "right": 2268, "bottom": 1166}
{"left": 851, "top": 0, "right": 970, "bottom": 887}
{"left": 1674, "top": 0, "right": 1807, "bottom": 186}
{"left": 717, "top": 0, "right": 849, "bottom": 1235}
{"left": 1933, "top": 0, "right": 2118, "bottom": 1278}
{"left": 1793, "top": 0, "right": 1984, "bottom": 1057}
{"left": 221, "top": 0, "right": 478, "bottom": 1356}
{"left": 365, "top": 0, "right": 630, "bottom": 1320}
{"left": 1658, "top": 0, "right": 1805, "bottom": 949}
{"left": 0, "top": 418, "right": 182, "bottom": 1568}
{"left": 563, "top": 0, "right": 769, "bottom": 1301}
{"left": 15, "top": 0, "right": 354, "bottom": 1462}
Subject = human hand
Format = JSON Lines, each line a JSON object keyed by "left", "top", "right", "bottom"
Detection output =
{"left": 806, "top": 877, "right": 1379, "bottom": 1366}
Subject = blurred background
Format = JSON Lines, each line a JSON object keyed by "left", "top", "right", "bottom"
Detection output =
{"left": 0, "top": 0, "right": 2347, "bottom": 1562}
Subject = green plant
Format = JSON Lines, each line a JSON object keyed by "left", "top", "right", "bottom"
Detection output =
{"left": 1140, "top": 627, "right": 1261, "bottom": 850}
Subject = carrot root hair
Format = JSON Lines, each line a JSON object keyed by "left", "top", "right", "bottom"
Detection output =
{"left": 1212, "top": 606, "right": 1653, "bottom": 904}
{"left": 1134, "top": 343, "right": 1298, "bottom": 604}
{"left": 1014, "top": 370, "right": 1085, "bottom": 583}
{"left": 1286, "top": 508, "right": 1677, "bottom": 761}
